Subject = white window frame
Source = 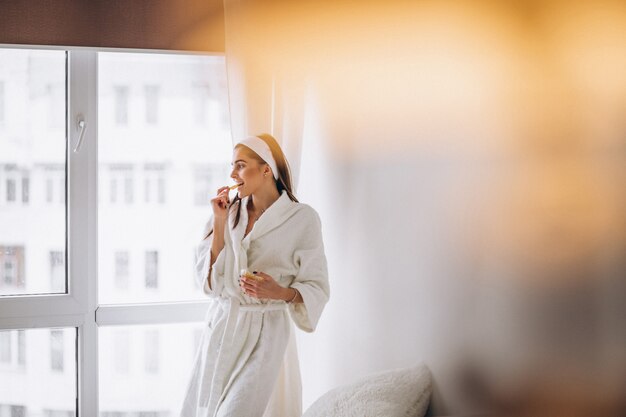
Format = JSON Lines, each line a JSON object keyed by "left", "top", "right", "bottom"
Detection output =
{"left": 0, "top": 45, "right": 219, "bottom": 416}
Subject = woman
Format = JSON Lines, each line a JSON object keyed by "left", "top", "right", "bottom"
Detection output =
{"left": 180, "top": 134, "right": 330, "bottom": 417}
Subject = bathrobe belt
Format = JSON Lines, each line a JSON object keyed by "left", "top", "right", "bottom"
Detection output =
{"left": 200, "top": 297, "right": 288, "bottom": 412}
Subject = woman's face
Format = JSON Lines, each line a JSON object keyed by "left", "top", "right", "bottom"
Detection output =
{"left": 230, "top": 147, "right": 267, "bottom": 198}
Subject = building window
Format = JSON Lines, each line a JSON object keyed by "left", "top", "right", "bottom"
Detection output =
{"left": 0, "top": 330, "right": 26, "bottom": 366}
{"left": 144, "top": 85, "right": 159, "bottom": 125}
{"left": 0, "top": 331, "right": 10, "bottom": 363}
{"left": 50, "top": 251, "right": 65, "bottom": 292}
{"left": 0, "top": 246, "right": 25, "bottom": 289}
{"left": 21, "top": 177, "right": 29, "bottom": 204}
{"left": 144, "top": 165, "right": 166, "bottom": 205}
{"left": 43, "top": 165, "right": 64, "bottom": 205}
{"left": 50, "top": 329, "right": 64, "bottom": 372}
{"left": 144, "top": 330, "right": 159, "bottom": 374}
{"left": 114, "top": 86, "right": 129, "bottom": 126}
{"left": 6, "top": 178, "right": 16, "bottom": 202}
{"left": 144, "top": 177, "right": 150, "bottom": 203}
{"left": 157, "top": 177, "right": 165, "bottom": 204}
{"left": 0, "top": 166, "right": 31, "bottom": 206}
{"left": 4, "top": 258, "right": 16, "bottom": 285}
{"left": 0, "top": 330, "right": 25, "bottom": 368}
{"left": 124, "top": 176, "right": 133, "bottom": 204}
{"left": 114, "top": 251, "right": 129, "bottom": 290}
{"left": 109, "top": 165, "right": 134, "bottom": 205}
{"left": 8, "top": 405, "right": 27, "bottom": 417}
{"left": 145, "top": 251, "right": 158, "bottom": 289}
{"left": 17, "top": 330, "right": 25, "bottom": 366}
{"left": 109, "top": 164, "right": 135, "bottom": 204}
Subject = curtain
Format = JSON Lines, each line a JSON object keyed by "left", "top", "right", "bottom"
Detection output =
{"left": 223, "top": 0, "right": 626, "bottom": 414}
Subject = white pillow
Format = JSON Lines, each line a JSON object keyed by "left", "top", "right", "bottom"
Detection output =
{"left": 303, "top": 364, "right": 432, "bottom": 417}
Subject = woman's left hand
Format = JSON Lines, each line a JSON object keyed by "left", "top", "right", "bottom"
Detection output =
{"left": 240, "top": 271, "right": 289, "bottom": 301}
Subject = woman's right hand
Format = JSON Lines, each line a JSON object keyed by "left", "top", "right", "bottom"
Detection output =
{"left": 211, "top": 186, "right": 231, "bottom": 221}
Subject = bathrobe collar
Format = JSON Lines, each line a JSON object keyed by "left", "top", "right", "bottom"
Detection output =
{"left": 230, "top": 190, "right": 300, "bottom": 246}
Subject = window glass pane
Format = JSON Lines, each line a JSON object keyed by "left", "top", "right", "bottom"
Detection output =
{"left": 0, "top": 48, "right": 66, "bottom": 296}
{"left": 49, "top": 251, "right": 65, "bottom": 292}
{"left": 99, "top": 323, "right": 204, "bottom": 416}
{"left": 98, "top": 52, "right": 231, "bottom": 303}
{"left": 0, "top": 328, "right": 76, "bottom": 416}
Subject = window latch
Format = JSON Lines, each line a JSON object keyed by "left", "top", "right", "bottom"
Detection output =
{"left": 73, "top": 117, "right": 87, "bottom": 153}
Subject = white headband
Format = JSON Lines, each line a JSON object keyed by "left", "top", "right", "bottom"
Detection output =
{"left": 236, "top": 136, "right": 279, "bottom": 180}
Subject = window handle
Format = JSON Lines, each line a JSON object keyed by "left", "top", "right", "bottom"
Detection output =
{"left": 73, "top": 117, "right": 87, "bottom": 153}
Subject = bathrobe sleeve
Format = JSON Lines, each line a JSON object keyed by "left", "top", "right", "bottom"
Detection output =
{"left": 289, "top": 207, "right": 330, "bottom": 332}
{"left": 194, "top": 216, "right": 227, "bottom": 295}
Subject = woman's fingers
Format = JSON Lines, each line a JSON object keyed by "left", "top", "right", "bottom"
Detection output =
{"left": 212, "top": 187, "right": 230, "bottom": 209}
{"left": 240, "top": 272, "right": 279, "bottom": 299}
{"left": 240, "top": 280, "right": 259, "bottom": 297}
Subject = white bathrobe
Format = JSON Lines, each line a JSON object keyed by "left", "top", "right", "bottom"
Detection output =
{"left": 180, "top": 191, "right": 330, "bottom": 417}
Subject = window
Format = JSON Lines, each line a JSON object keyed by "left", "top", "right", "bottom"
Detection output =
{"left": 98, "top": 52, "right": 231, "bottom": 305}
{"left": 99, "top": 324, "right": 204, "bottom": 415}
{"left": 50, "top": 251, "right": 65, "bottom": 292}
{"left": 0, "top": 47, "right": 74, "bottom": 413}
{"left": 114, "top": 252, "right": 129, "bottom": 290}
{"left": 0, "top": 329, "right": 26, "bottom": 369}
{"left": 50, "top": 329, "right": 64, "bottom": 371}
{"left": 1, "top": 405, "right": 27, "bottom": 417}
{"left": 1, "top": 167, "right": 31, "bottom": 206}
{"left": 114, "top": 86, "right": 129, "bottom": 125}
{"left": 0, "top": 331, "right": 10, "bottom": 362}
{"left": 43, "top": 164, "right": 65, "bottom": 205}
{"left": 17, "top": 330, "right": 25, "bottom": 366}
{"left": 1, "top": 48, "right": 232, "bottom": 416}
{"left": 145, "top": 251, "right": 158, "bottom": 289}
{"left": 6, "top": 177, "right": 15, "bottom": 202}
{"left": 21, "top": 176, "right": 29, "bottom": 203}
{"left": 144, "top": 85, "right": 159, "bottom": 125}
{"left": 124, "top": 176, "right": 133, "bottom": 204}
{"left": 144, "top": 165, "right": 166, "bottom": 205}
{"left": 0, "top": 328, "right": 76, "bottom": 412}
{"left": 108, "top": 165, "right": 133, "bottom": 205}
{"left": 0, "top": 246, "right": 25, "bottom": 291}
